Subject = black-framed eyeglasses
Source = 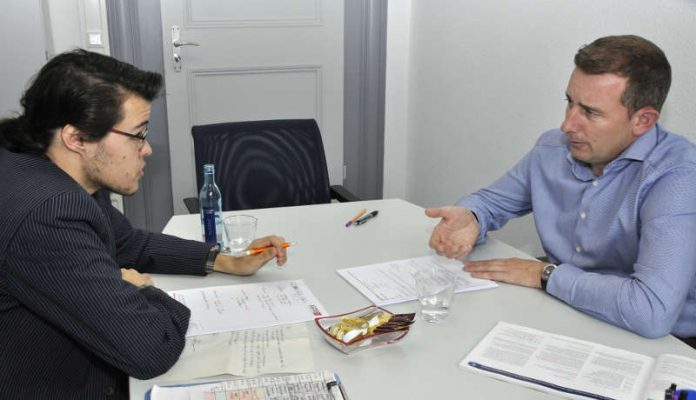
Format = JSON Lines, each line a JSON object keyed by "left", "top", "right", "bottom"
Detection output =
{"left": 110, "top": 126, "right": 149, "bottom": 149}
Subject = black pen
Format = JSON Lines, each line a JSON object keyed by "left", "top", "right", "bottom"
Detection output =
{"left": 355, "top": 210, "right": 378, "bottom": 225}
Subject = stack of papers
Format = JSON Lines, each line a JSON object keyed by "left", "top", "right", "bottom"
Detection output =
{"left": 337, "top": 255, "right": 498, "bottom": 305}
{"left": 148, "top": 371, "right": 346, "bottom": 400}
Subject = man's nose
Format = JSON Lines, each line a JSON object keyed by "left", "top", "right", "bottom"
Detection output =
{"left": 561, "top": 107, "right": 578, "bottom": 133}
{"left": 141, "top": 139, "right": 153, "bottom": 157}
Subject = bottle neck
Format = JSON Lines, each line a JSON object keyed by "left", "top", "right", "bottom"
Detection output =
{"left": 203, "top": 171, "right": 215, "bottom": 184}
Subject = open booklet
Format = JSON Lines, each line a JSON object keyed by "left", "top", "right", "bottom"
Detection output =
{"left": 147, "top": 371, "right": 348, "bottom": 400}
{"left": 460, "top": 321, "right": 696, "bottom": 400}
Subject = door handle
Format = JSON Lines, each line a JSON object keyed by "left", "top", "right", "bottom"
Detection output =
{"left": 173, "top": 40, "right": 200, "bottom": 48}
{"left": 171, "top": 25, "right": 199, "bottom": 72}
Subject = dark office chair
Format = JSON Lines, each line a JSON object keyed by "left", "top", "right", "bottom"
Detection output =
{"left": 183, "top": 119, "right": 359, "bottom": 213}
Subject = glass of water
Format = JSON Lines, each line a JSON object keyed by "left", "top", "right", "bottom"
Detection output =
{"left": 223, "top": 215, "right": 257, "bottom": 255}
{"left": 414, "top": 266, "right": 455, "bottom": 323}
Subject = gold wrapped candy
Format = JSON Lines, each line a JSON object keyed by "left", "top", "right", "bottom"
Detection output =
{"left": 327, "top": 311, "right": 414, "bottom": 344}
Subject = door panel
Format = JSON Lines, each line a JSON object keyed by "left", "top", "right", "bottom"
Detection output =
{"left": 189, "top": 66, "right": 321, "bottom": 123}
{"left": 161, "top": 0, "right": 343, "bottom": 214}
{"left": 186, "top": 0, "right": 320, "bottom": 25}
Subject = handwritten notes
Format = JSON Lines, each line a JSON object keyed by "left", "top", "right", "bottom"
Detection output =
{"left": 170, "top": 280, "right": 327, "bottom": 336}
{"left": 145, "top": 324, "right": 314, "bottom": 383}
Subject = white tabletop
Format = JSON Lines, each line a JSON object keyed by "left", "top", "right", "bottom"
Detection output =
{"left": 130, "top": 198, "right": 696, "bottom": 399}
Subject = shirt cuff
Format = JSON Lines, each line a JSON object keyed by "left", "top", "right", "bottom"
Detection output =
{"left": 545, "top": 262, "right": 582, "bottom": 303}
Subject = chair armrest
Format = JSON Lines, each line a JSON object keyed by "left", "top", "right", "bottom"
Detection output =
{"left": 330, "top": 185, "right": 360, "bottom": 202}
{"left": 183, "top": 197, "right": 200, "bottom": 214}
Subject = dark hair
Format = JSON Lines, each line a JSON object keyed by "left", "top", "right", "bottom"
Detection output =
{"left": 0, "top": 49, "right": 162, "bottom": 154}
{"left": 574, "top": 35, "right": 671, "bottom": 115}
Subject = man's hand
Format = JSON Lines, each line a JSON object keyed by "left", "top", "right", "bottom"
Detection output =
{"left": 214, "top": 235, "right": 288, "bottom": 276}
{"left": 464, "top": 258, "right": 546, "bottom": 288}
{"left": 425, "top": 207, "right": 480, "bottom": 259}
{"left": 121, "top": 268, "right": 153, "bottom": 288}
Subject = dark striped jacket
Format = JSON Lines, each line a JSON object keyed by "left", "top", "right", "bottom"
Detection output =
{"left": 0, "top": 148, "right": 211, "bottom": 399}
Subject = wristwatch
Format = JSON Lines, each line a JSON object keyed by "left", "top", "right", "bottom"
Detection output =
{"left": 205, "top": 244, "right": 221, "bottom": 274}
{"left": 540, "top": 263, "right": 557, "bottom": 291}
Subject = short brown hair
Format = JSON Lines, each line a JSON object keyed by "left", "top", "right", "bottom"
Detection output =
{"left": 574, "top": 35, "right": 671, "bottom": 115}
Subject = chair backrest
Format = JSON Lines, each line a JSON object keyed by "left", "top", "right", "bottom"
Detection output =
{"left": 191, "top": 119, "right": 332, "bottom": 211}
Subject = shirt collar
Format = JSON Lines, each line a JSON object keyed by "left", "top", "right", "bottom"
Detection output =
{"left": 565, "top": 124, "right": 661, "bottom": 179}
{"left": 618, "top": 124, "right": 659, "bottom": 162}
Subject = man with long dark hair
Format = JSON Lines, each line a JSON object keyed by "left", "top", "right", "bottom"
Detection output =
{"left": 0, "top": 49, "right": 287, "bottom": 398}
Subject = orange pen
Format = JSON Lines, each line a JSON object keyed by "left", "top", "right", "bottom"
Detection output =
{"left": 345, "top": 208, "right": 367, "bottom": 227}
{"left": 244, "top": 242, "right": 295, "bottom": 256}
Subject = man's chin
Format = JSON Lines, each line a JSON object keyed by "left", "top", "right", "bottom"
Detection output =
{"left": 107, "top": 184, "right": 139, "bottom": 197}
{"left": 570, "top": 148, "right": 590, "bottom": 162}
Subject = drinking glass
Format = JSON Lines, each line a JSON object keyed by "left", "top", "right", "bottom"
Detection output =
{"left": 414, "top": 266, "right": 455, "bottom": 323}
{"left": 223, "top": 215, "right": 257, "bottom": 255}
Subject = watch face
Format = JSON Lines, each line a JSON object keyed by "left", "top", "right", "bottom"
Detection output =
{"left": 542, "top": 264, "right": 556, "bottom": 280}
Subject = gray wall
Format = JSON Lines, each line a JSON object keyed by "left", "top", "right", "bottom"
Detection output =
{"left": 344, "top": 0, "right": 387, "bottom": 200}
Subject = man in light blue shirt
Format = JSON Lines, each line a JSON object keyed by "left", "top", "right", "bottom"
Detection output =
{"left": 427, "top": 35, "right": 696, "bottom": 343}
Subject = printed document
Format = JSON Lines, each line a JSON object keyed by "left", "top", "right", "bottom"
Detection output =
{"left": 169, "top": 280, "right": 326, "bottom": 336}
{"left": 149, "top": 371, "right": 345, "bottom": 400}
{"left": 337, "top": 255, "right": 497, "bottom": 305}
{"left": 461, "top": 321, "right": 696, "bottom": 400}
{"left": 144, "top": 324, "right": 314, "bottom": 383}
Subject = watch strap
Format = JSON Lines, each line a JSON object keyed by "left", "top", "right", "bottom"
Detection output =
{"left": 205, "top": 244, "right": 220, "bottom": 274}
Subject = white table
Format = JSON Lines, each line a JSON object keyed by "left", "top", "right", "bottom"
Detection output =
{"left": 130, "top": 199, "right": 696, "bottom": 399}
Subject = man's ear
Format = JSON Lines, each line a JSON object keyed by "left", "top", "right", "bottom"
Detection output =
{"left": 631, "top": 107, "right": 660, "bottom": 137}
{"left": 59, "top": 124, "right": 88, "bottom": 154}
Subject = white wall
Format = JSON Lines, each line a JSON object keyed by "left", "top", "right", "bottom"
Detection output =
{"left": 47, "top": 0, "right": 110, "bottom": 55}
{"left": 1, "top": 0, "right": 110, "bottom": 117}
{"left": 384, "top": 0, "right": 696, "bottom": 256}
{"left": 383, "top": 0, "right": 411, "bottom": 199}
{"left": 0, "top": 0, "right": 47, "bottom": 118}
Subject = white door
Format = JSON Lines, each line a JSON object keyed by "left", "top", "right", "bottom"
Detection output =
{"left": 160, "top": 0, "right": 344, "bottom": 215}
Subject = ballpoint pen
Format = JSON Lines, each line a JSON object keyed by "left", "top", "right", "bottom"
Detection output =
{"left": 244, "top": 241, "right": 295, "bottom": 255}
{"left": 355, "top": 210, "right": 378, "bottom": 225}
{"left": 345, "top": 208, "right": 367, "bottom": 227}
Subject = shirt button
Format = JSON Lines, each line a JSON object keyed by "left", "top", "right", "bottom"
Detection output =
{"left": 104, "top": 386, "right": 115, "bottom": 396}
{"left": 575, "top": 245, "right": 582, "bottom": 253}
{"left": 580, "top": 211, "right": 587, "bottom": 220}
{"left": 592, "top": 180, "right": 598, "bottom": 187}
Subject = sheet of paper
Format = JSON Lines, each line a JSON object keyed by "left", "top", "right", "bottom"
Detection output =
{"left": 148, "top": 324, "right": 314, "bottom": 383}
{"left": 461, "top": 321, "right": 654, "bottom": 400}
{"left": 336, "top": 255, "right": 497, "bottom": 305}
{"left": 170, "top": 279, "right": 327, "bottom": 336}
{"left": 150, "top": 371, "right": 338, "bottom": 400}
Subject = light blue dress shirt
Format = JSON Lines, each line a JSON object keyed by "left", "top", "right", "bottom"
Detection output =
{"left": 457, "top": 125, "right": 696, "bottom": 338}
